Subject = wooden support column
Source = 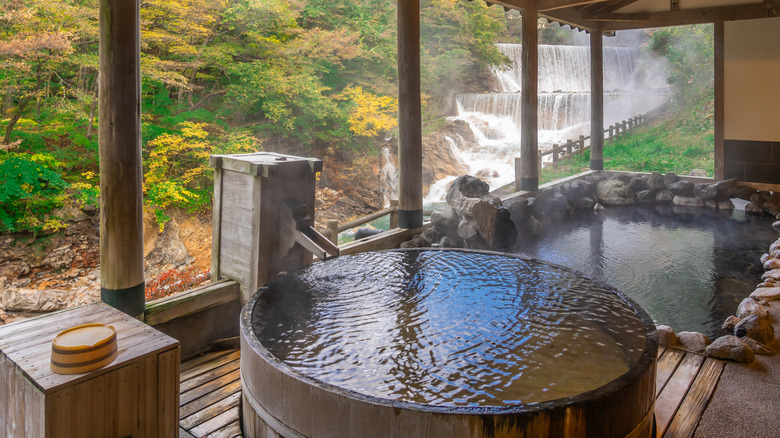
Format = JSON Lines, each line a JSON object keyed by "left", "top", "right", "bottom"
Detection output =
{"left": 397, "top": 0, "right": 423, "bottom": 229}
{"left": 590, "top": 30, "right": 604, "bottom": 171}
{"left": 518, "top": 8, "right": 539, "bottom": 192}
{"left": 714, "top": 20, "right": 725, "bottom": 180}
{"left": 99, "top": 0, "right": 145, "bottom": 317}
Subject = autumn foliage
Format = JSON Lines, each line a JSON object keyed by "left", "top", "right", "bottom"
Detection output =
{"left": 1, "top": 0, "right": 510, "bottom": 232}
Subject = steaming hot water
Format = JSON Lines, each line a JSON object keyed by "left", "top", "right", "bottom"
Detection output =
{"left": 252, "top": 250, "right": 650, "bottom": 407}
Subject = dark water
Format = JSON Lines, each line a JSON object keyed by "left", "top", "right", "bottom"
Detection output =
{"left": 253, "top": 250, "right": 650, "bottom": 407}
{"left": 513, "top": 205, "right": 776, "bottom": 340}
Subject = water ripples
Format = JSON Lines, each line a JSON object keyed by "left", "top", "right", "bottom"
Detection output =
{"left": 253, "top": 250, "right": 648, "bottom": 407}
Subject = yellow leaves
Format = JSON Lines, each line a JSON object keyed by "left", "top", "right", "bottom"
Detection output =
{"left": 341, "top": 86, "right": 397, "bottom": 138}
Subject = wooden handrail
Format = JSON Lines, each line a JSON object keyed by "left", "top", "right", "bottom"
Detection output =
{"left": 323, "top": 200, "right": 399, "bottom": 244}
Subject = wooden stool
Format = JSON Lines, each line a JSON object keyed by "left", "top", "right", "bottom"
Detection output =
{"left": 0, "top": 302, "right": 180, "bottom": 437}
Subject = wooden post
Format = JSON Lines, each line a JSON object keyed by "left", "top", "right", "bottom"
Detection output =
{"left": 327, "top": 220, "right": 339, "bottom": 245}
{"left": 397, "top": 0, "right": 422, "bottom": 229}
{"left": 566, "top": 138, "right": 573, "bottom": 155}
{"left": 519, "top": 7, "right": 539, "bottom": 192}
{"left": 590, "top": 30, "right": 604, "bottom": 171}
{"left": 552, "top": 144, "right": 559, "bottom": 170}
{"left": 714, "top": 20, "right": 725, "bottom": 180}
{"left": 578, "top": 135, "right": 585, "bottom": 152}
{"left": 389, "top": 199, "right": 399, "bottom": 229}
{"left": 609, "top": 124, "right": 614, "bottom": 141}
{"left": 99, "top": 0, "right": 145, "bottom": 317}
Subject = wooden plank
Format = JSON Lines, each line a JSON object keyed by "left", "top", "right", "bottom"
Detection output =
{"left": 339, "top": 227, "right": 416, "bottom": 256}
{"left": 139, "top": 355, "right": 159, "bottom": 437}
{"left": 211, "top": 165, "right": 224, "bottom": 281}
{"left": 714, "top": 20, "right": 725, "bottom": 180}
{"left": 24, "top": 382, "right": 44, "bottom": 438}
{"left": 0, "top": 354, "right": 8, "bottom": 436}
{"left": 145, "top": 280, "right": 239, "bottom": 326}
{"left": 181, "top": 349, "right": 237, "bottom": 374}
{"left": 189, "top": 406, "right": 240, "bottom": 438}
{"left": 180, "top": 391, "right": 241, "bottom": 430}
{"left": 158, "top": 348, "right": 181, "bottom": 438}
{"left": 180, "top": 370, "right": 241, "bottom": 406}
{"left": 49, "top": 387, "right": 75, "bottom": 437}
{"left": 654, "top": 353, "right": 705, "bottom": 437}
{"left": 655, "top": 348, "right": 686, "bottom": 397}
{"left": 181, "top": 349, "right": 241, "bottom": 383}
{"left": 181, "top": 358, "right": 240, "bottom": 393}
{"left": 180, "top": 376, "right": 242, "bottom": 418}
{"left": 664, "top": 358, "right": 726, "bottom": 438}
{"left": 205, "top": 421, "right": 242, "bottom": 438}
{"left": 0, "top": 304, "right": 105, "bottom": 343}
{"left": 180, "top": 427, "right": 197, "bottom": 438}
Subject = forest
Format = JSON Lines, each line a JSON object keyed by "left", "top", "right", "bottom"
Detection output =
{"left": 0, "top": 0, "right": 712, "bottom": 236}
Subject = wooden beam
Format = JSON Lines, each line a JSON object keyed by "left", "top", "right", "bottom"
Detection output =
{"left": 580, "top": 0, "right": 638, "bottom": 14}
{"left": 582, "top": 12, "right": 650, "bottom": 21}
{"left": 397, "top": 0, "right": 423, "bottom": 229}
{"left": 536, "top": 0, "right": 602, "bottom": 12}
{"left": 590, "top": 30, "right": 604, "bottom": 171}
{"left": 540, "top": 8, "right": 600, "bottom": 31}
{"left": 99, "top": 0, "right": 145, "bottom": 317}
{"left": 714, "top": 20, "right": 725, "bottom": 181}
{"left": 518, "top": 8, "right": 539, "bottom": 192}
{"left": 596, "top": 3, "right": 772, "bottom": 30}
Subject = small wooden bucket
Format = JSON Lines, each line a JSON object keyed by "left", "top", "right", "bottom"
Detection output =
{"left": 50, "top": 323, "right": 118, "bottom": 375}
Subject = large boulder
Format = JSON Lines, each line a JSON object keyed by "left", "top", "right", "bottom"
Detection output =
{"left": 750, "top": 287, "right": 780, "bottom": 301}
{"left": 737, "top": 297, "right": 771, "bottom": 320}
{"left": 445, "top": 175, "right": 490, "bottom": 204}
{"left": 430, "top": 206, "right": 459, "bottom": 232}
{"left": 694, "top": 183, "right": 718, "bottom": 201}
{"left": 657, "top": 325, "right": 679, "bottom": 348}
{"left": 595, "top": 180, "right": 635, "bottom": 206}
{"left": 706, "top": 335, "right": 755, "bottom": 363}
{"left": 648, "top": 172, "right": 666, "bottom": 192}
{"left": 672, "top": 196, "right": 705, "bottom": 208}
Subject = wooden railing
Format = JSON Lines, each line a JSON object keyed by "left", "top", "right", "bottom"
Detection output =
{"left": 323, "top": 199, "right": 399, "bottom": 244}
{"left": 540, "top": 113, "right": 648, "bottom": 170}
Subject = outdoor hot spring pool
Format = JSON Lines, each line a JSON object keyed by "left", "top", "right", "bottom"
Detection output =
{"left": 512, "top": 204, "right": 777, "bottom": 339}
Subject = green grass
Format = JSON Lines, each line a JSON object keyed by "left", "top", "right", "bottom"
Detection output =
{"left": 539, "top": 108, "right": 714, "bottom": 185}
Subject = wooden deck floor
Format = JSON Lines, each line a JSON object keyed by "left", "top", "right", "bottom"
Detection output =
{"left": 178, "top": 346, "right": 725, "bottom": 438}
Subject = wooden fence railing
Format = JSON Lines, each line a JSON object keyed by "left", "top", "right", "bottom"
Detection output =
{"left": 540, "top": 113, "right": 648, "bottom": 170}
{"left": 323, "top": 200, "right": 399, "bottom": 244}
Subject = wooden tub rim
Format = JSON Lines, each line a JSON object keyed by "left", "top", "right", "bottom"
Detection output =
{"left": 241, "top": 248, "right": 659, "bottom": 416}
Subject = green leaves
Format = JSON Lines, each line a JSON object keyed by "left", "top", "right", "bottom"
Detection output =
{"left": 0, "top": 153, "right": 68, "bottom": 233}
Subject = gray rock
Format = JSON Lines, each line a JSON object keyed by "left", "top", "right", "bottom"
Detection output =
{"left": 669, "top": 180, "right": 695, "bottom": 197}
{"left": 400, "top": 234, "right": 430, "bottom": 249}
{"left": 704, "top": 199, "right": 718, "bottom": 209}
{"left": 648, "top": 172, "right": 666, "bottom": 191}
{"left": 492, "top": 206, "right": 517, "bottom": 251}
{"left": 551, "top": 193, "right": 574, "bottom": 219}
{"left": 717, "top": 198, "right": 735, "bottom": 210}
{"left": 706, "top": 335, "right": 755, "bottom": 363}
{"left": 572, "top": 195, "right": 596, "bottom": 211}
{"left": 750, "top": 287, "right": 780, "bottom": 301}
{"left": 714, "top": 178, "right": 737, "bottom": 195}
{"left": 594, "top": 203, "right": 605, "bottom": 212}
{"left": 663, "top": 173, "right": 681, "bottom": 186}
{"left": 445, "top": 175, "right": 490, "bottom": 203}
{"left": 457, "top": 219, "right": 479, "bottom": 241}
{"left": 439, "top": 236, "right": 457, "bottom": 248}
{"left": 354, "top": 227, "right": 384, "bottom": 240}
{"left": 734, "top": 314, "right": 775, "bottom": 344}
{"left": 430, "top": 206, "right": 459, "bottom": 232}
{"left": 2, "top": 288, "right": 72, "bottom": 312}
{"left": 522, "top": 214, "right": 542, "bottom": 237}
{"left": 595, "top": 180, "right": 635, "bottom": 206}
{"left": 723, "top": 315, "right": 741, "bottom": 331}
{"left": 740, "top": 336, "right": 772, "bottom": 355}
{"left": 746, "top": 202, "right": 765, "bottom": 215}
{"left": 527, "top": 195, "right": 550, "bottom": 220}
{"left": 636, "top": 190, "right": 656, "bottom": 203}
{"left": 677, "top": 331, "right": 711, "bottom": 353}
{"left": 657, "top": 325, "right": 679, "bottom": 348}
{"left": 774, "top": 221, "right": 780, "bottom": 232}
{"left": 506, "top": 199, "right": 529, "bottom": 225}
{"left": 560, "top": 180, "right": 594, "bottom": 204}
{"left": 672, "top": 196, "right": 705, "bottom": 208}
{"left": 629, "top": 176, "right": 650, "bottom": 193}
{"left": 421, "top": 227, "right": 440, "bottom": 244}
{"left": 764, "top": 202, "right": 780, "bottom": 217}
{"left": 655, "top": 190, "right": 674, "bottom": 203}
{"left": 689, "top": 169, "right": 708, "bottom": 177}
{"left": 737, "top": 297, "right": 771, "bottom": 320}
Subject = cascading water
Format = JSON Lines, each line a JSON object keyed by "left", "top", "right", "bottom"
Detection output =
{"left": 423, "top": 43, "right": 671, "bottom": 203}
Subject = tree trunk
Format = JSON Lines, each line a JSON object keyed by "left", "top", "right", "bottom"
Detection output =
{"left": 3, "top": 99, "right": 29, "bottom": 144}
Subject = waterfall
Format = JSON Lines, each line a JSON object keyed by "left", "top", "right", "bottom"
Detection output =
{"left": 380, "top": 146, "right": 398, "bottom": 207}
{"left": 424, "top": 43, "right": 671, "bottom": 201}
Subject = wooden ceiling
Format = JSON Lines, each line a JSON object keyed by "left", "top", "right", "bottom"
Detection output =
{"left": 486, "top": 0, "right": 780, "bottom": 32}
